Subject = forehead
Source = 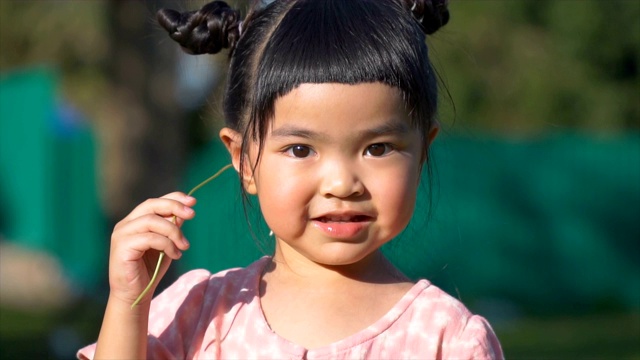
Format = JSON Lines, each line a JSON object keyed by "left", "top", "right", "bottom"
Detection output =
{"left": 271, "top": 82, "right": 409, "bottom": 131}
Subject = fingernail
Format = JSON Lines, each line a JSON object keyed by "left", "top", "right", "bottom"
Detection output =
{"left": 186, "top": 195, "right": 196, "bottom": 202}
{"left": 184, "top": 206, "right": 195, "bottom": 215}
{"left": 182, "top": 237, "right": 190, "bottom": 247}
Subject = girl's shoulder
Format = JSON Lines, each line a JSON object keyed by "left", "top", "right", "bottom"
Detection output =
{"left": 171, "top": 256, "right": 269, "bottom": 289}
{"left": 412, "top": 279, "right": 473, "bottom": 317}
{"left": 399, "top": 279, "right": 503, "bottom": 359}
{"left": 147, "top": 256, "right": 270, "bottom": 332}
{"left": 152, "top": 256, "right": 270, "bottom": 308}
{"left": 133, "top": 257, "right": 272, "bottom": 358}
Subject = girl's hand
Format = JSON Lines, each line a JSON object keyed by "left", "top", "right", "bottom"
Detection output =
{"left": 107, "top": 192, "right": 196, "bottom": 306}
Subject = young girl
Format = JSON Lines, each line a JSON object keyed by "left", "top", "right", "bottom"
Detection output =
{"left": 79, "top": 0, "right": 503, "bottom": 358}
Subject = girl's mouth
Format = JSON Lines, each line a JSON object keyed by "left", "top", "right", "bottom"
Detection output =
{"left": 316, "top": 215, "right": 371, "bottom": 223}
{"left": 311, "top": 214, "right": 372, "bottom": 238}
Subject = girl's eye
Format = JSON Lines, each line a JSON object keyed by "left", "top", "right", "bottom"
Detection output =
{"left": 286, "top": 145, "right": 315, "bottom": 158}
{"left": 365, "top": 143, "right": 393, "bottom": 157}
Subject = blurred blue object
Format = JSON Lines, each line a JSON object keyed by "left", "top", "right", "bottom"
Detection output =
{"left": 0, "top": 67, "right": 106, "bottom": 292}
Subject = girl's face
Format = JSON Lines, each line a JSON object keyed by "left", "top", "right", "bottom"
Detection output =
{"left": 223, "top": 82, "right": 436, "bottom": 267}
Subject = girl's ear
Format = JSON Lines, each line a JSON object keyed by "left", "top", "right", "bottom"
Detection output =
{"left": 420, "top": 121, "right": 440, "bottom": 164}
{"left": 219, "top": 127, "right": 257, "bottom": 194}
{"left": 427, "top": 121, "right": 440, "bottom": 147}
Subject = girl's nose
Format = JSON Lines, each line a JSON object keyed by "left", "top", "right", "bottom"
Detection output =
{"left": 319, "top": 162, "right": 365, "bottom": 199}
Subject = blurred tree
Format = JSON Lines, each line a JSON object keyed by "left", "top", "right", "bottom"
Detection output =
{"left": 0, "top": 1, "right": 110, "bottom": 106}
{"left": 432, "top": 0, "right": 639, "bottom": 135}
{"left": 99, "top": 0, "right": 188, "bottom": 222}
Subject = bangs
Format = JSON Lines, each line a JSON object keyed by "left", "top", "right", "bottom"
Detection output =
{"left": 250, "top": 0, "right": 436, "bottom": 138}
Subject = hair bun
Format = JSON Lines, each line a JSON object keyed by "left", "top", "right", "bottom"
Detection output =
{"left": 409, "top": 0, "right": 450, "bottom": 35}
{"left": 157, "top": 1, "right": 241, "bottom": 55}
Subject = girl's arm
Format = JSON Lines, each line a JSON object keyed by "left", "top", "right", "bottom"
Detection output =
{"left": 92, "top": 192, "right": 196, "bottom": 359}
{"left": 94, "top": 295, "right": 150, "bottom": 358}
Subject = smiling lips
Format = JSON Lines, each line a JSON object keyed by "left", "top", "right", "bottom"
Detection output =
{"left": 311, "top": 213, "right": 373, "bottom": 238}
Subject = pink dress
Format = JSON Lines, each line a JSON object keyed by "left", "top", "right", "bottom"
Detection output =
{"left": 78, "top": 257, "right": 503, "bottom": 359}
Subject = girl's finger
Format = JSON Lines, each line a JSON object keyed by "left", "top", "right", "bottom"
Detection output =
{"left": 115, "top": 214, "right": 191, "bottom": 250}
{"left": 122, "top": 232, "right": 184, "bottom": 260}
{"left": 122, "top": 194, "right": 196, "bottom": 223}
{"left": 160, "top": 191, "right": 197, "bottom": 204}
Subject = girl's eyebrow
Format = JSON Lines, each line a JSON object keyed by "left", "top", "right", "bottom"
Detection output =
{"left": 270, "top": 120, "right": 411, "bottom": 140}
{"left": 362, "top": 121, "right": 412, "bottom": 138}
{"left": 270, "top": 125, "right": 327, "bottom": 140}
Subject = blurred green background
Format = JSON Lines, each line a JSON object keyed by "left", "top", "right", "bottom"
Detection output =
{"left": 1, "top": 0, "right": 639, "bottom": 359}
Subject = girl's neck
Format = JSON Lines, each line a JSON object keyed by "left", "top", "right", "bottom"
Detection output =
{"left": 259, "top": 245, "right": 415, "bottom": 349}
{"left": 266, "top": 245, "right": 410, "bottom": 287}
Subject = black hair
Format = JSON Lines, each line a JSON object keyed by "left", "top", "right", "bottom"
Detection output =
{"left": 158, "top": 0, "right": 450, "bottom": 200}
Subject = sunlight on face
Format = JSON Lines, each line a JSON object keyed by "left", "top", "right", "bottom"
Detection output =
{"left": 251, "top": 83, "right": 424, "bottom": 266}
